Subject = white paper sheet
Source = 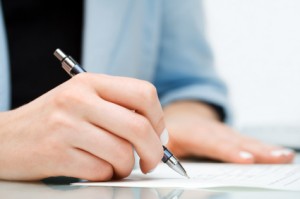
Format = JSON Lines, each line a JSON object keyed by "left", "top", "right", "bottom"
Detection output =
{"left": 74, "top": 163, "right": 300, "bottom": 191}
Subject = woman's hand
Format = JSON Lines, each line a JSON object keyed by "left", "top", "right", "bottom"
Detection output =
{"left": 164, "top": 101, "right": 295, "bottom": 163}
{"left": 0, "top": 73, "right": 166, "bottom": 181}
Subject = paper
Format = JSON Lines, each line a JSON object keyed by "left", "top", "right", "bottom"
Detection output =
{"left": 74, "top": 163, "right": 300, "bottom": 191}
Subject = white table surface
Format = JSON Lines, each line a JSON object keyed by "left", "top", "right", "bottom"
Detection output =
{"left": 1, "top": 154, "right": 299, "bottom": 199}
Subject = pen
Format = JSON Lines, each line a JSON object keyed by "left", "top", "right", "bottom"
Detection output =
{"left": 53, "top": 48, "right": 189, "bottom": 178}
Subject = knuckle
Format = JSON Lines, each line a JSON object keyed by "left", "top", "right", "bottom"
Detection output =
{"left": 138, "top": 81, "right": 158, "bottom": 104}
{"left": 117, "top": 142, "right": 134, "bottom": 162}
{"left": 45, "top": 113, "right": 77, "bottom": 148}
{"left": 47, "top": 111, "right": 72, "bottom": 133}
{"left": 116, "top": 168, "right": 133, "bottom": 179}
{"left": 129, "top": 117, "right": 152, "bottom": 138}
{"left": 155, "top": 115, "right": 165, "bottom": 134}
{"left": 46, "top": 135, "right": 64, "bottom": 151}
{"left": 85, "top": 162, "right": 113, "bottom": 181}
{"left": 52, "top": 89, "right": 80, "bottom": 109}
{"left": 51, "top": 87, "right": 92, "bottom": 112}
{"left": 115, "top": 143, "right": 135, "bottom": 178}
{"left": 52, "top": 74, "right": 96, "bottom": 108}
{"left": 71, "top": 73, "right": 91, "bottom": 85}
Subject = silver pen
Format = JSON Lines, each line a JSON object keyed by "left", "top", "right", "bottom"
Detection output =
{"left": 53, "top": 48, "right": 189, "bottom": 178}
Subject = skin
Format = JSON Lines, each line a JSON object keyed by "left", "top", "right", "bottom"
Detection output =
{"left": 0, "top": 73, "right": 164, "bottom": 181}
{"left": 164, "top": 101, "right": 295, "bottom": 164}
{"left": 0, "top": 74, "right": 294, "bottom": 181}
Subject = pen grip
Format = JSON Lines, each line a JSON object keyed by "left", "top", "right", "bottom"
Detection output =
{"left": 162, "top": 146, "right": 173, "bottom": 163}
{"left": 70, "top": 64, "right": 86, "bottom": 76}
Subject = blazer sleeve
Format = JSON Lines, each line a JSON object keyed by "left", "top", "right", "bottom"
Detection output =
{"left": 0, "top": 2, "right": 10, "bottom": 111}
{"left": 153, "top": 0, "right": 232, "bottom": 123}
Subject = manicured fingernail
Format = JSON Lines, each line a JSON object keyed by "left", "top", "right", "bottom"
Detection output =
{"left": 160, "top": 128, "right": 169, "bottom": 145}
{"left": 239, "top": 151, "right": 254, "bottom": 159}
{"left": 271, "top": 149, "right": 294, "bottom": 157}
{"left": 283, "top": 149, "right": 294, "bottom": 155}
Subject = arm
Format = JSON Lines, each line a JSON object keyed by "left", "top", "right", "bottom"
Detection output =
{"left": 154, "top": 0, "right": 230, "bottom": 122}
{"left": 155, "top": 0, "right": 294, "bottom": 163}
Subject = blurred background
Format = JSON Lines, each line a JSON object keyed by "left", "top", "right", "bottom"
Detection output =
{"left": 203, "top": 0, "right": 300, "bottom": 147}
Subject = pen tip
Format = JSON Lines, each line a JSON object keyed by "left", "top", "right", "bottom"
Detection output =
{"left": 54, "top": 48, "right": 67, "bottom": 62}
{"left": 185, "top": 173, "right": 191, "bottom": 179}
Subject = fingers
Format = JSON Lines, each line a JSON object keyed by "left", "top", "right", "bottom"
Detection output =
{"left": 49, "top": 74, "right": 165, "bottom": 173}
{"left": 187, "top": 126, "right": 295, "bottom": 164}
{"left": 69, "top": 122, "right": 135, "bottom": 179}
{"left": 212, "top": 130, "right": 295, "bottom": 164}
{"left": 238, "top": 136, "right": 295, "bottom": 163}
{"left": 73, "top": 73, "right": 165, "bottom": 136}
{"left": 0, "top": 73, "right": 167, "bottom": 181}
{"left": 79, "top": 95, "right": 163, "bottom": 173}
{"left": 166, "top": 117, "right": 295, "bottom": 164}
{"left": 61, "top": 75, "right": 165, "bottom": 173}
{"left": 60, "top": 148, "right": 114, "bottom": 181}
{"left": 188, "top": 131, "right": 256, "bottom": 164}
{"left": 53, "top": 74, "right": 165, "bottom": 173}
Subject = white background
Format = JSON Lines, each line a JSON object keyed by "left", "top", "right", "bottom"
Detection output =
{"left": 203, "top": 0, "right": 300, "bottom": 128}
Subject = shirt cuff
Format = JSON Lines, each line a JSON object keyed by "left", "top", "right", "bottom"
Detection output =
{"left": 159, "top": 84, "right": 233, "bottom": 124}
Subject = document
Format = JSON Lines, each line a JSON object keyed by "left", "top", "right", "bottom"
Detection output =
{"left": 74, "top": 163, "right": 300, "bottom": 191}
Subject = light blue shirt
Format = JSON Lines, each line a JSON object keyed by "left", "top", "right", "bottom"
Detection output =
{"left": 0, "top": 0, "right": 231, "bottom": 122}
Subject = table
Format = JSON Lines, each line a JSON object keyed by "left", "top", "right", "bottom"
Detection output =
{"left": 1, "top": 154, "right": 299, "bottom": 199}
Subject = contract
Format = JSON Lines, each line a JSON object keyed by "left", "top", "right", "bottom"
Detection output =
{"left": 74, "top": 163, "right": 300, "bottom": 191}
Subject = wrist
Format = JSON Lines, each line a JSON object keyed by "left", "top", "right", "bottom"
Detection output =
{"left": 163, "top": 100, "right": 221, "bottom": 122}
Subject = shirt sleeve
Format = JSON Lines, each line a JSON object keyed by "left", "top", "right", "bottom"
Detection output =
{"left": 153, "top": 0, "right": 232, "bottom": 123}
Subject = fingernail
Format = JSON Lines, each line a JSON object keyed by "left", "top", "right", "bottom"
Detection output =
{"left": 283, "top": 149, "right": 294, "bottom": 155}
{"left": 160, "top": 128, "right": 169, "bottom": 145}
{"left": 271, "top": 149, "right": 294, "bottom": 157}
{"left": 239, "top": 151, "right": 254, "bottom": 160}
